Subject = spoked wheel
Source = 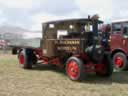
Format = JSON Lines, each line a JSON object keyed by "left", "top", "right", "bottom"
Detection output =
{"left": 66, "top": 57, "right": 85, "bottom": 81}
{"left": 18, "top": 49, "right": 33, "bottom": 69}
{"left": 115, "top": 56, "right": 124, "bottom": 68}
{"left": 113, "top": 52, "right": 128, "bottom": 71}
{"left": 67, "top": 60, "right": 79, "bottom": 79}
{"left": 96, "top": 53, "right": 113, "bottom": 77}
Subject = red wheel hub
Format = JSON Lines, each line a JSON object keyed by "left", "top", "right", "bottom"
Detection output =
{"left": 19, "top": 54, "right": 25, "bottom": 65}
{"left": 67, "top": 60, "right": 79, "bottom": 79}
{"left": 115, "top": 56, "right": 124, "bottom": 68}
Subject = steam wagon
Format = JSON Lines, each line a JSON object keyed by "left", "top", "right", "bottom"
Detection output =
{"left": 18, "top": 15, "right": 113, "bottom": 81}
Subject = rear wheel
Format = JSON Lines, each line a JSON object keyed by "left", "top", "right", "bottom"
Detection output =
{"left": 19, "top": 49, "right": 33, "bottom": 69}
{"left": 66, "top": 57, "right": 85, "bottom": 81}
{"left": 113, "top": 52, "right": 128, "bottom": 71}
{"left": 96, "top": 53, "right": 113, "bottom": 77}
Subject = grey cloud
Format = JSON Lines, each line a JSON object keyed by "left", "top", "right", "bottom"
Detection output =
{"left": 2, "top": 0, "right": 128, "bottom": 30}
{"left": 112, "top": 0, "right": 128, "bottom": 19}
{"left": 0, "top": 0, "right": 80, "bottom": 30}
{"left": 0, "top": 7, "right": 32, "bottom": 28}
{"left": 30, "top": 0, "right": 79, "bottom": 16}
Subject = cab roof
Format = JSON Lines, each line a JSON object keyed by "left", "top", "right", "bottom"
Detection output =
{"left": 112, "top": 19, "right": 128, "bottom": 23}
{"left": 43, "top": 18, "right": 103, "bottom": 25}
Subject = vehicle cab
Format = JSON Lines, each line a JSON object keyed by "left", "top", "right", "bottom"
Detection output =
{"left": 110, "top": 20, "right": 128, "bottom": 70}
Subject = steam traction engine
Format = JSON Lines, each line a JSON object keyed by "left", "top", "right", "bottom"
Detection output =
{"left": 18, "top": 15, "right": 113, "bottom": 81}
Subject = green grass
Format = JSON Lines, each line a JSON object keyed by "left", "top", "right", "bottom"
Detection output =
{"left": 0, "top": 54, "right": 128, "bottom": 96}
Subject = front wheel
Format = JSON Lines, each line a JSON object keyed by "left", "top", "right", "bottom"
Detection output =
{"left": 113, "top": 52, "right": 128, "bottom": 71}
{"left": 66, "top": 57, "right": 85, "bottom": 81}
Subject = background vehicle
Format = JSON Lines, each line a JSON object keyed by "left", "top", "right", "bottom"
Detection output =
{"left": 18, "top": 15, "right": 113, "bottom": 81}
{"left": 109, "top": 20, "right": 128, "bottom": 71}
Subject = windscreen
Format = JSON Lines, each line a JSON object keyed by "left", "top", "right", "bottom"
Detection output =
{"left": 112, "top": 23, "right": 121, "bottom": 34}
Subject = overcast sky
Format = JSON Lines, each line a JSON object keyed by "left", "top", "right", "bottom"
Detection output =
{"left": 0, "top": 0, "right": 127, "bottom": 31}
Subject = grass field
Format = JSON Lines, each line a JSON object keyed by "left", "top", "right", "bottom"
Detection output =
{"left": 0, "top": 54, "right": 128, "bottom": 96}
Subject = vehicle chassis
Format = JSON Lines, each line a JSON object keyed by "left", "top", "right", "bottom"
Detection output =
{"left": 18, "top": 15, "right": 113, "bottom": 81}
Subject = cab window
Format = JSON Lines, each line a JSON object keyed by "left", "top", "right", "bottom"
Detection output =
{"left": 123, "top": 23, "right": 128, "bottom": 35}
{"left": 112, "top": 23, "right": 121, "bottom": 34}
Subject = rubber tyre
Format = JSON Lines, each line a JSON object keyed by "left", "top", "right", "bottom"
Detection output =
{"left": 96, "top": 53, "right": 113, "bottom": 77}
{"left": 66, "top": 57, "right": 85, "bottom": 81}
{"left": 113, "top": 52, "right": 128, "bottom": 71}
{"left": 19, "top": 49, "right": 33, "bottom": 69}
{"left": 32, "top": 53, "right": 37, "bottom": 64}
